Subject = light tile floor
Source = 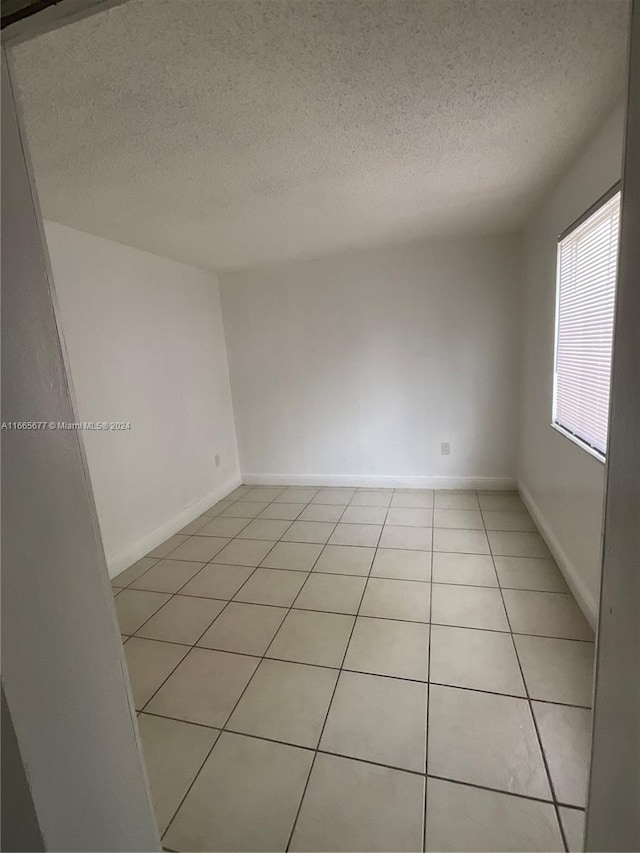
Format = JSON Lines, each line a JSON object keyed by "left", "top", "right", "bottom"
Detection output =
{"left": 112, "top": 485, "right": 594, "bottom": 852}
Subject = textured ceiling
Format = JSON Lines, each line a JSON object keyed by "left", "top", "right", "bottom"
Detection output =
{"left": 13, "top": 0, "right": 629, "bottom": 272}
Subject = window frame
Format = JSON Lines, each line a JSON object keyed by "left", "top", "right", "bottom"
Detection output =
{"left": 551, "top": 181, "right": 621, "bottom": 464}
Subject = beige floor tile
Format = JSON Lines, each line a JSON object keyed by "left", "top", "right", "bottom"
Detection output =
{"left": 224, "top": 486, "right": 252, "bottom": 500}
{"left": 379, "top": 525, "right": 433, "bottom": 550}
{"left": 313, "top": 544, "right": 375, "bottom": 576}
{"left": 239, "top": 486, "right": 285, "bottom": 502}
{"left": 290, "top": 752, "right": 424, "bottom": 852}
{"left": 344, "top": 616, "right": 430, "bottom": 681}
{"left": 267, "top": 610, "right": 354, "bottom": 667}
{"left": 135, "top": 595, "right": 225, "bottom": 645}
{"left": 202, "top": 498, "right": 237, "bottom": 516}
{"left": 137, "top": 713, "right": 219, "bottom": 833}
{"left": 433, "top": 509, "right": 483, "bottom": 529}
{"left": 310, "top": 488, "right": 355, "bottom": 505}
{"left": 340, "top": 505, "right": 388, "bottom": 524}
{"left": 479, "top": 493, "right": 527, "bottom": 512}
{"left": 515, "top": 634, "right": 594, "bottom": 706}
{"left": 179, "top": 516, "right": 213, "bottom": 535}
{"left": 123, "top": 637, "right": 188, "bottom": 709}
{"left": 482, "top": 510, "right": 537, "bottom": 531}
{"left": 195, "top": 516, "right": 250, "bottom": 537}
{"left": 360, "top": 578, "right": 431, "bottom": 622}
{"left": 115, "top": 589, "right": 171, "bottom": 634}
{"left": 234, "top": 568, "right": 308, "bottom": 606}
{"left": 503, "top": 590, "right": 594, "bottom": 640}
{"left": 179, "top": 563, "right": 255, "bottom": 599}
{"left": 112, "top": 556, "right": 158, "bottom": 588}
{"left": 274, "top": 487, "right": 319, "bottom": 503}
{"left": 165, "top": 732, "right": 313, "bottom": 853}
{"left": 198, "top": 602, "right": 287, "bottom": 655}
{"left": 130, "top": 559, "right": 204, "bottom": 593}
{"left": 371, "top": 548, "right": 431, "bottom": 581}
{"left": 227, "top": 659, "right": 338, "bottom": 748}
{"left": 328, "top": 523, "right": 382, "bottom": 547}
{"left": 425, "top": 778, "right": 563, "bottom": 852}
{"left": 488, "top": 530, "right": 551, "bottom": 558}
{"left": 298, "top": 503, "right": 345, "bottom": 522}
{"left": 431, "top": 552, "right": 498, "bottom": 586}
{"left": 237, "top": 518, "right": 293, "bottom": 540}
{"left": 533, "top": 702, "right": 592, "bottom": 807}
{"left": 220, "top": 500, "right": 270, "bottom": 518}
{"left": 260, "top": 541, "right": 324, "bottom": 571}
{"left": 433, "top": 528, "right": 490, "bottom": 554}
{"left": 293, "top": 573, "right": 366, "bottom": 614}
{"left": 148, "top": 534, "right": 190, "bottom": 558}
{"left": 169, "top": 536, "right": 230, "bottom": 563}
{"left": 320, "top": 670, "right": 427, "bottom": 772}
{"left": 434, "top": 491, "right": 479, "bottom": 510}
{"left": 431, "top": 584, "right": 509, "bottom": 631}
{"left": 494, "top": 556, "right": 568, "bottom": 592}
{"left": 559, "top": 807, "right": 586, "bottom": 852}
{"left": 428, "top": 685, "right": 550, "bottom": 799}
{"left": 391, "top": 490, "right": 434, "bottom": 508}
{"left": 386, "top": 507, "right": 433, "bottom": 527}
{"left": 282, "top": 520, "right": 336, "bottom": 544}
{"left": 212, "top": 538, "right": 275, "bottom": 566}
{"left": 430, "top": 625, "right": 525, "bottom": 695}
{"left": 146, "top": 647, "right": 259, "bottom": 727}
{"left": 258, "top": 502, "right": 306, "bottom": 520}
{"left": 349, "top": 489, "right": 393, "bottom": 507}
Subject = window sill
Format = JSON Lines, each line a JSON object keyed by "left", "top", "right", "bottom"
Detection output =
{"left": 550, "top": 422, "right": 606, "bottom": 464}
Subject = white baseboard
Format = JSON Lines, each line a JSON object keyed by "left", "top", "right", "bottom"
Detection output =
{"left": 518, "top": 482, "right": 598, "bottom": 630}
{"left": 107, "top": 473, "right": 242, "bottom": 579}
{"left": 242, "top": 473, "right": 517, "bottom": 490}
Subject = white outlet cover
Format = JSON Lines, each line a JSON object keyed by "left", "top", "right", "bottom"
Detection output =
{"left": 440, "top": 442, "right": 450, "bottom": 455}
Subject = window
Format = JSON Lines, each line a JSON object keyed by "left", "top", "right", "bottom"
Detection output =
{"left": 553, "top": 186, "right": 621, "bottom": 460}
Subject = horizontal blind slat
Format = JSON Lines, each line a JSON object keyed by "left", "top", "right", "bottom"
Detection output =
{"left": 554, "top": 190, "right": 620, "bottom": 456}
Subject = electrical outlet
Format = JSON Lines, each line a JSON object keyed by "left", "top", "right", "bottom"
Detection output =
{"left": 214, "top": 454, "right": 221, "bottom": 468}
{"left": 440, "top": 442, "right": 450, "bottom": 456}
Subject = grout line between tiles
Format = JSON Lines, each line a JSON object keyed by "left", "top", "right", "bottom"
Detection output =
{"left": 128, "top": 588, "right": 595, "bottom": 645}
{"left": 157, "top": 529, "right": 294, "bottom": 842}
{"left": 484, "top": 509, "right": 571, "bottom": 853}
{"left": 135, "top": 516, "right": 292, "bottom": 714}
{"left": 120, "top": 485, "right": 589, "bottom": 851}
{"left": 124, "top": 630, "right": 593, "bottom": 710}
{"left": 423, "top": 501, "right": 435, "bottom": 851}
{"left": 158, "top": 489, "right": 351, "bottom": 843}
{"left": 283, "top": 489, "right": 393, "bottom": 852}
{"left": 138, "top": 706, "right": 583, "bottom": 812}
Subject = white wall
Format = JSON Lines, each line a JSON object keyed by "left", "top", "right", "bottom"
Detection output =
{"left": 220, "top": 234, "right": 522, "bottom": 489}
{"left": 44, "top": 222, "right": 241, "bottom": 576}
{"left": 518, "top": 103, "right": 626, "bottom": 627}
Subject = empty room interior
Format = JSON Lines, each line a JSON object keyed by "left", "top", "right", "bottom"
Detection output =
{"left": 5, "top": 0, "right": 634, "bottom": 851}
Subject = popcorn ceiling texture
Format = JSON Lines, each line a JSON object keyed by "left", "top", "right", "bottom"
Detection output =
{"left": 13, "top": 0, "right": 629, "bottom": 272}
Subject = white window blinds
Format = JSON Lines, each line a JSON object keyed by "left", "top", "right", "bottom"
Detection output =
{"left": 553, "top": 189, "right": 621, "bottom": 458}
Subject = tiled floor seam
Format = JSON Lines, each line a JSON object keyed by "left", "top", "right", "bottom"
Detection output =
{"left": 118, "top": 485, "right": 587, "bottom": 852}
{"left": 118, "top": 488, "right": 308, "bottom": 644}
{"left": 125, "top": 630, "right": 592, "bottom": 709}
{"left": 156, "top": 497, "right": 306, "bottom": 843}
{"left": 158, "top": 491, "right": 350, "bottom": 845}
{"left": 283, "top": 490, "right": 395, "bottom": 852}
{"left": 486, "top": 502, "right": 570, "bottom": 853}
{"left": 136, "top": 708, "right": 579, "bottom": 810}
{"left": 135, "top": 519, "right": 289, "bottom": 717}
{"left": 129, "top": 596, "right": 595, "bottom": 644}
{"left": 423, "top": 502, "right": 435, "bottom": 852}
